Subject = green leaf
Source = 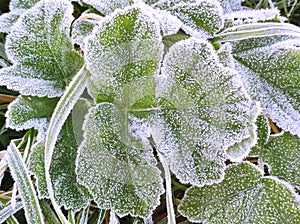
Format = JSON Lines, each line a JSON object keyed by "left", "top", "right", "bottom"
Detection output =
{"left": 0, "top": 0, "right": 83, "bottom": 97}
{"left": 226, "top": 103, "right": 260, "bottom": 162}
{"left": 71, "top": 16, "right": 101, "bottom": 48}
{"left": 0, "top": 0, "right": 40, "bottom": 33}
{"left": 82, "top": 0, "right": 134, "bottom": 15}
{"left": 40, "top": 200, "right": 60, "bottom": 224}
{"left": 231, "top": 36, "right": 300, "bottom": 137}
{"left": 5, "top": 96, "right": 58, "bottom": 136}
{"left": 154, "top": 38, "right": 254, "bottom": 186}
{"left": 178, "top": 162, "right": 300, "bottom": 223}
{"left": 76, "top": 103, "right": 164, "bottom": 218}
{"left": 85, "top": 5, "right": 163, "bottom": 105}
{"left": 155, "top": 0, "right": 224, "bottom": 37}
{"left": 252, "top": 132, "right": 300, "bottom": 188}
{"left": 30, "top": 116, "right": 90, "bottom": 212}
{"left": 6, "top": 142, "right": 44, "bottom": 224}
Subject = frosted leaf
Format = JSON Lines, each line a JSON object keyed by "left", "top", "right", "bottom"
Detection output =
{"left": 0, "top": 0, "right": 83, "bottom": 97}
{"left": 154, "top": 38, "right": 254, "bottom": 186}
{"left": 217, "top": 0, "right": 242, "bottom": 14}
{"left": 0, "top": 0, "right": 40, "bottom": 33}
{"left": 85, "top": 5, "right": 163, "bottom": 104}
{"left": 178, "top": 162, "right": 300, "bottom": 223}
{"left": 29, "top": 116, "right": 90, "bottom": 211}
{"left": 250, "top": 115, "right": 270, "bottom": 157}
{"left": 226, "top": 102, "right": 260, "bottom": 162}
{"left": 232, "top": 38, "right": 300, "bottom": 136}
{"left": 76, "top": 103, "right": 164, "bottom": 218}
{"left": 82, "top": 0, "right": 134, "bottom": 15}
{"left": 155, "top": 0, "right": 224, "bottom": 38}
{"left": 5, "top": 96, "right": 58, "bottom": 140}
{"left": 251, "top": 132, "right": 300, "bottom": 188}
{"left": 217, "top": 42, "right": 235, "bottom": 68}
{"left": 0, "top": 12, "right": 20, "bottom": 33}
{"left": 71, "top": 15, "right": 102, "bottom": 48}
{"left": 150, "top": 8, "right": 182, "bottom": 36}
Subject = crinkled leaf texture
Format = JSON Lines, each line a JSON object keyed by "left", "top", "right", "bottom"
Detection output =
{"left": 232, "top": 36, "right": 300, "bottom": 137}
{"left": 154, "top": 0, "right": 224, "bottom": 38}
{"left": 5, "top": 96, "right": 58, "bottom": 141}
{"left": 252, "top": 132, "right": 300, "bottom": 188}
{"left": 153, "top": 38, "right": 254, "bottom": 186}
{"left": 0, "top": 0, "right": 83, "bottom": 97}
{"left": 76, "top": 103, "right": 164, "bottom": 218}
{"left": 85, "top": 4, "right": 163, "bottom": 104}
{"left": 0, "top": 0, "right": 40, "bottom": 33}
{"left": 29, "top": 114, "right": 90, "bottom": 212}
{"left": 179, "top": 162, "right": 300, "bottom": 223}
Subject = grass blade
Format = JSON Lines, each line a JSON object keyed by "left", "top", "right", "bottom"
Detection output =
{"left": 0, "top": 201, "right": 23, "bottom": 223}
{"left": 6, "top": 142, "right": 44, "bottom": 223}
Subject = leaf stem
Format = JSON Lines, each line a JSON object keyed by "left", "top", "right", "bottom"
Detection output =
{"left": 44, "top": 65, "right": 90, "bottom": 224}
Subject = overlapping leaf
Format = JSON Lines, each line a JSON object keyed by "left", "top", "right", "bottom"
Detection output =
{"left": 232, "top": 37, "right": 300, "bottom": 137}
{"left": 85, "top": 5, "right": 163, "bottom": 105}
{"left": 6, "top": 96, "right": 58, "bottom": 141}
{"left": 29, "top": 114, "right": 90, "bottom": 211}
{"left": 179, "top": 162, "right": 300, "bottom": 223}
{"left": 251, "top": 131, "right": 300, "bottom": 188}
{"left": 154, "top": 0, "right": 224, "bottom": 38}
{"left": 0, "top": 0, "right": 83, "bottom": 97}
{"left": 153, "top": 38, "right": 255, "bottom": 186}
{"left": 76, "top": 103, "right": 164, "bottom": 217}
{"left": 82, "top": 0, "right": 134, "bottom": 15}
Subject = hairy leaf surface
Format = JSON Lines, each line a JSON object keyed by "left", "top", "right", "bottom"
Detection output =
{"left": 179, "top": 162, "right": 300, "bottom": 223}
{"left": 76, "top": 103, "right": 164, "bottom": 218}
{"left": 0, "top": 0, "right": 83, "bottom": 97}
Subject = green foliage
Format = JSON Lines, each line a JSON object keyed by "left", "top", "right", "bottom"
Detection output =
{"left": 0, "top": 0, "right": 299, "bottom": 223}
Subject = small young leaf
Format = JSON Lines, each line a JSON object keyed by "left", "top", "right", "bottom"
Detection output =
{"left": 154, "top": 38, "right": 254, "bottom": 186}
{"left": 232, "top": 37, "right": 300, "bottom": 137}
{"left": 155, "top": 0, "right": 224, "bottom": 38}
{"left": 252, "top": 132, "right": 300, "bottom": 188}
{"left": 178, "top": 162, "right": 300, "bottom": 223}
{"left": 0, "top": 0, "right": 83, "bottom": 97}
{"left": 85, "top": 5, "right": 163, "bottom": 104}
{"left": 30, "top": 116, "right": 90, "bottom": 211}
{"left": 76, "top": 103, "right": 164, "bottom": 218}
{"left": 6, "top": 142, "right": 44, "bottom": 224}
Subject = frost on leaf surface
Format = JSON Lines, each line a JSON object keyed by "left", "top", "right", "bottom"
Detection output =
{"left": 0, "top": 0, "right": 83, "bottom": 97}
{"left": 252, "top": 132, "right": 300, "bottom": 188}
{"left": 154, "top": 38, "right": 254, "bottom": 186}
{"left": 6, "top": 96, "right": 58, "bottom": 140}
{"left": 154, "top": 0, "right": 224, "bottom": 38}
{"left": 82, "top": 0, "right": 134, "bottom": 15}
{"left": 85, "top": 5, "right": 162, "bottom": 104}
{"left": 178, "top": 162, "right": 300, "bottom": 223}
{"left": 29, "top": 116, "right": 90, "bottom": 211}
{"left": 232, "top": 37, "right": 300, "bottom": 137}
{"left": 0, "top": 0, "right": 40, "bottom": 33}
{"left": 226, "top": 103, "right": 260, "bottom": 162}
{"left": 76, "top": 103, "right": 164, "bottom": 218}
{"left": 217, "top": 0, "right": 242, "bottom": 14}
{"left": 71, "top": 17, "right": 100, "bottom": 48}
{"left": 250, "top": 115, "right": 270, "bottom": 156}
